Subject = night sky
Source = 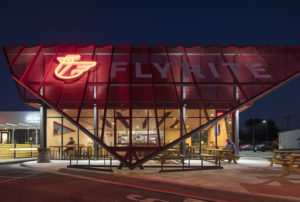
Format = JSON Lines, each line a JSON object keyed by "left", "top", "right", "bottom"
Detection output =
{"left": 0, "top": 1, "right": 299, "bottom": 130}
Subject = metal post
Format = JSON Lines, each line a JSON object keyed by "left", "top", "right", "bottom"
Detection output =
{"left": 252, "top": 119, "right": 255, "bottom": 151}
{"left": 199, "top": 132, "right": 202, "bottom": 159}
{"left": 27, "top": 127, "right": 29, "bottom": 143}
{"left": 110, "top": 158, "right": 112, "bottom": 171}
{"left": 39, "top": 104, "right": 47, "bottom": 148}
{"left": 215, "top": 126, "right": 218, "bottom": 149}
{"left": 61, "top": 117, "right": 63, "bottom": 159}
{"left": 12, "top": 128, "right": 14, "bottom": 144}
{"left": 14, "top": 143, "right": 16, "bottom": 159}
{"left": 77, "top": 126, "right": 80, "bottom": 158}
{"left": 182, "top": 78, "right": 186, "bottom": 156}
{"left": 234, "top": 86, "right": 240, "bottom": 155}
{"left": 31, "top": 143, "right": 33, "bottom": 158}
{"left": 188, "top": 148, "right": 191, "bottom": 166}
{"left": 266, "top": 120, "right": 268, "bottom": 142}
{"left": 35, "top": 128, "right": 38, "bottom": 145}
{"left": 94, "top": 104, "right": 98, "bottom": 160}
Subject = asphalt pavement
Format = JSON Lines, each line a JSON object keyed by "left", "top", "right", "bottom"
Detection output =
{"left": 0, "top": 164, "right": 213, "bottom": 202}
{"left": 0, "top": 161, "right": 297, "bottom": 202}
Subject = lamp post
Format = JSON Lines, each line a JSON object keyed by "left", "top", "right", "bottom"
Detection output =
{"left": 252, "top": 119, "right": 255, "bottom": 151}
{"left": 262, "top": 120, "right": 268, "bottom": 143}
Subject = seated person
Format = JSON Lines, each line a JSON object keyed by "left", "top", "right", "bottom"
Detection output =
{"left": 64, "top": 137, "right": 76, "bottom": 154}
{"left": 225, "top": 139, "right": 236, "bottom": 154}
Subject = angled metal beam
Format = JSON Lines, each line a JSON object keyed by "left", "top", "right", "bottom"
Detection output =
{"left": 76, "top": 44, "right": 96, "bottom": 123}
{"left": 37, "top": 44, "right": 61, "bottom": 93}
{"left": 130, "top": 69, "right": 300, "bottom": 169}
{"left": 3, "top": 44, "right": 26, "bottom": 69}
{"left": 20, "top": 44, "right": 44, "bottom": 82}
{"left": 181, "top": 45, "right": 210, "bottom": 122}
{"left": 147, "top": 45, "right": 161, "bottom": 148}
{"left": 164, "top": 45, "right": 187, "bottom": 137}
{"left": 100, "top": 45, "right": 113, "bottom": 143}
{"left": 219, "top": 47, "right": 248, "bottom": 101}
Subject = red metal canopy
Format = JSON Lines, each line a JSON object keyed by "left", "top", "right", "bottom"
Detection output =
{"left": 3, "top": 43, "right": 300, "bottom": 169}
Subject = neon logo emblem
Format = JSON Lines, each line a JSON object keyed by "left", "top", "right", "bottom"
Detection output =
{"left": 55, "top": 55, "right": 96, "bottom": 80}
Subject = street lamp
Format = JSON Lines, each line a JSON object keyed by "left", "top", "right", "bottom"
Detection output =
{"left": 252, "top": 119, "right": 255, "bottom": 151}
{"left": 262, "top": 120, "right": 268, "bottom": 143}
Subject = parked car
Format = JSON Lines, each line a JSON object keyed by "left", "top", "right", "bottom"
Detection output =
{"left": 239, "top": 144, "right": 254, "bottom": 151}
{"left": 254, "top": 144, "right": 274, "bottom": 152}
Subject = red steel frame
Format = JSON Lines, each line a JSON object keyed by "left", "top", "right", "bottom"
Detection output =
{"left": 2, "top": 43, "right": 300, "bottom": 169}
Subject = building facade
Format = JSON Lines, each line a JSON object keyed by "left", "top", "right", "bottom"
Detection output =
{"left": 3, "top": 44, "right": 300, "bottom": 169}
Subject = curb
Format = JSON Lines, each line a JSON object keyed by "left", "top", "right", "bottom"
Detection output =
{"left": 0, "top": 158, "right": 37, "bottom": 165}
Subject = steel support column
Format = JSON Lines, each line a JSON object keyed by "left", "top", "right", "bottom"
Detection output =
{"left": 61, "top": 116, "right": 64, "bottom": 159}
{"left": 94, "top": 104, "right": 98, "bottom": 159}
{"left": 234, "top": 86, "right": 239, "bottom": 155}
{"left": 39, "top": 104, "right": 47, "bottom": 148}
{"left": 12, "top": 128, "right": 15, "bottom": 144}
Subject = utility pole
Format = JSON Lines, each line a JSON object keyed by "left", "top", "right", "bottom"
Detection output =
{"left": 252, "top": 118, "right": 255, "bottom": 150}
{"left": 284, "top": 115, "right": 292, "bottom": 130}
{"left": 262, "top": 120, "right": 268, "bottom": 142}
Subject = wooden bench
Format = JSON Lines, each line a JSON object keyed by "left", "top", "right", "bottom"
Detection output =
{"left": 157, "top": 149, "right": 184, "bottom": 164}
{"left": 200, "top": 154, "right": 220, "bottom": 166}
{"left": 268, "top": 150, "right": 300, "bottom": 167}
{"left": 220, "top": 152, "right": 241, "bottom": 164}
{"left": 282, "top": 154, "right": 300, "bottom": 175}
{"left": 267, "top": 157, "right": 292, "bottom": 167}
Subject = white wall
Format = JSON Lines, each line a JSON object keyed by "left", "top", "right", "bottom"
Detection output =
{"left": 279, "top": 128, "right": 300, "bottom": 149}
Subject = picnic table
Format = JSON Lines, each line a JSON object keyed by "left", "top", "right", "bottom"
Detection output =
{"left": 157, "top": 148, "right": 184, "bottom": 163}
{"left": 206, "top": 148, "right": 240, "bottom": 164}
{"left": 268, "top": 150, "right": 300, "bottom": 175}
{"left": 267, "top": 150, "right": 300, "bottom": 167}
{"left": 286, "top": 154, "right": 300, "bottom": 175}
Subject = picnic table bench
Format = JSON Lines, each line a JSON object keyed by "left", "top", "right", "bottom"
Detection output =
{"left": 157, "top": 149, "right": 184, "bottom": 164}
{"left": 199, "top": 154, "right": 221, "bottom": 166}
{"left": 282, "top": 154, "right": 300, "bottom": 175}
{"left": 206, "top": 149, "right": 241, "bottom": 164}
{"left": 267, "top": 150, "right": 300, "bottom": 175}
{"left": 267, "top": 150, "right": 300, "bottom": 167}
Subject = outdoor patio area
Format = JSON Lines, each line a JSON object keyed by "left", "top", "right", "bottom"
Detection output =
{"left": 19, "top": 152, "right": 300, "bottom": 200}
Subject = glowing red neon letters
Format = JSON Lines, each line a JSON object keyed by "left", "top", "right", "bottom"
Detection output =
{"left": 54, "top": 54, "right": 272, "bottom": 81}
{"left": 55, "top": 55, "right": 96, "bottom": 80}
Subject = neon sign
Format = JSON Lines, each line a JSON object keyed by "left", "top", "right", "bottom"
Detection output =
{"left": 55, "top": 55, "right": 96, "bottom": 80}
{"left": 54, "top": 54, "right": 272, "bottom": 81}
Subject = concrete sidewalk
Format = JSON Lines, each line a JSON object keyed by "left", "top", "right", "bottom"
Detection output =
{"left": 21, "top": 157, "right": 300, "bottom": 201}
{"left": 0, "top": 158, "right": 37, "bottom": 165}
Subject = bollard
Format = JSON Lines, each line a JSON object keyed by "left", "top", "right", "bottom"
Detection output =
{"left": 38, "top": 148, "right": 51, "bottom": 163}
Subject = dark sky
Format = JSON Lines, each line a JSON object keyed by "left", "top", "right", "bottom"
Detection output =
{"left": 0, "top": 0, "right": 299, "bottom": 130}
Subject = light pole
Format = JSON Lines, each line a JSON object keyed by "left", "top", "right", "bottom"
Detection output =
{"left": 252, "top": 119, "right": 255, "bottom": 150}
{"left": 262, "top": 120, "right": 268, "bottom": 143}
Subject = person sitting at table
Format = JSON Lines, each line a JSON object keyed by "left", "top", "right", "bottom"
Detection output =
{"left": 64, "top": 137, "right": 75, "bottom": 154}
{"left": 225, "top": 139, "right": 236, "bottom": 154}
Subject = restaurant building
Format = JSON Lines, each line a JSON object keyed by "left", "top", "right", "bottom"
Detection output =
{"left": 2, "top": 44, "right": 300, "bottom": 169}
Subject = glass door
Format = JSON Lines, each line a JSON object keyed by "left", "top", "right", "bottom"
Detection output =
{"left": 115, "top": 118, "right": 130, "bottom": 147}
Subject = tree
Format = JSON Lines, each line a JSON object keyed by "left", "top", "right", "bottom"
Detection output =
{"left": 240, "top": 118, "right": 280, "bottom": 144}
